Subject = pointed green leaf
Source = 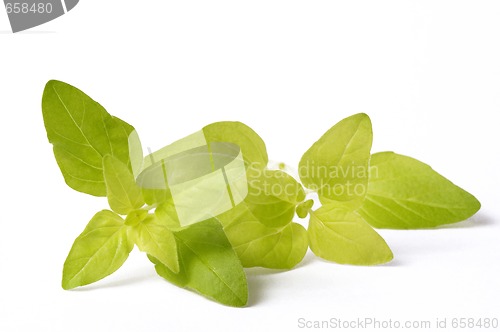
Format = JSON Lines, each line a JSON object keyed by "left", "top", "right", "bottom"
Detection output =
{"left": 103, "top": 155, "right": 144, "bottom": 215}
{"left": 220, "top": 204, "right": 308, "bottom": 269}
{"left": 62, "top": 210, "right": 133, "bottom": 289}
{"left": 245, "top": 168, "right": 305, "bottom": 227}
{"left": 127, "top": 129, "right": 144, "bottom": 179}
{"left": 152, "top": 219, "right": 248, "bottom": 307}
{"left": 42, "top": 80, "right": 141, "bottom": 196}
{"left": 155, "top": 200, "right": 182, "bottom": 229}
{"left": 203, "top": 121, "right": 268, "bottom": 169}
{"left": 358, "top": 152, "right": 481, "bottom": 229}
{"left": 299, "top": 113, "right": 372, "bottom": 208}
{"left": 131, "top": 214, "right": 179, "bottom": 273}
{"left": 112, "top": 116, "right": 143, "bottom": 178}
{"left": 308, "top": 206, "right": 393, "bottom": 265}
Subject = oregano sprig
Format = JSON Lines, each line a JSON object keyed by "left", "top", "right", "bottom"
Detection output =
{"left": 43, "top": 80, "right": 481, "bottom": 306}
{"left": 43, "top": 80, "right": 248, "bottom": 306}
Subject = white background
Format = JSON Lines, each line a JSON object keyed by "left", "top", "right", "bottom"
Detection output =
{"left": 1, "top": 1, "right": 499, "bottom": 331}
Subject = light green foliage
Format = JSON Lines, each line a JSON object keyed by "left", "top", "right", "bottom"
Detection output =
{"left": 44, "top": 81, "right": 481, "bottom": 306}
{"left": 62, "top": 210, "right": 133, "bottom": 289}
{"left": 358, "top": 152, "right": 481, "bottom": 229}
{"left": 296, "top": 199, "right": 314, "bottom": 219}
{"left": 221, "top": 204, "right": 308, "bottom": 269}
{"left": 103, "top": 155, "right": 145, "bottom": 215}
{"left": 299, "top": 113, "right": 372, "bottom": 208}
{"left": 245, "top": 168, "right": 306, "bottom": 227}
{"left": 203, "top": 121, "right": 268, "bottom": 168}
{"left": 229, "top": 221, "right": 308, "bottom": 269}
{"left": 127, "top": 129, "right": 144, "bottom": 178}
{"left": 155, "top": 200, "right": 182, "bottom": 229}
{"left": 42, "top": 80, "right": 140, "bottom": 196}
{"left": 152, "top": 219, "right": 248, "bottom": 307}
{"left": 138, "top": 138, "right": 248, "bottom": 226}
{"left": 308, "top": 206, "right": 393, "bottom": 265}
{"left": 124, "top": 209, "right": 149, "bottom": 226}
{"left": 130, "top": 214, "right": 179, "bottom": 273}
{"left": 142, "top": 188, "right": 171, "bottom": 206}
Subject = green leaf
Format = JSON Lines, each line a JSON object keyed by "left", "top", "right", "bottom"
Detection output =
{"left": 131, "top": 214, "right": 179, "bottom": 273}
{"left": 62, "top": 210, "right": 133, "bottom": 289}
{"left": 138, "top": 141, "right": 248, "bottom": 227}
{"left": 296, "top": 199, "right": 314, "bottom": 219}
{"left": 42, "top": 80, "right": 141, "bottom": 196}
{"left": 203, "top": 121, "right": 268, "bottom": 169}
{"left": 112, "top": 116, "right": 143, "bottom": 178}
{"left": 142, "top": 188, "right": 171, "bottom": 206}
{"left": 220, "top": 204, "right": 308, "bottom": 269}
{"left": 245, "top": 168, "right": 306, "bottom": 227}
{"left": 308, "top": 205, "right": 393, "bottom": 265}
{"left": 152, "top": 219, "right": 248, "bottom": 307}
{"left": 155, "top": 200, "right": 182, "bottom": 229}
{"left": 358, "top": 152, "right": 481, "bottom": 229}
{"left": 227, "top": 221, "right": 308, "bottom": 269}
{"left": 138, "top": 130, "right": 207, "bottom": 206}
{"left": 103, "top": 155, "right": 144, "bottom": 215}
{"left": 299, "top": 113, "right": 372, "bottom": 208}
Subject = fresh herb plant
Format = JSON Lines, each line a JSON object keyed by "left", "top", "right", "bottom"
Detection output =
{"left": 42, "top": 80, "right": 481, "bottom": 307}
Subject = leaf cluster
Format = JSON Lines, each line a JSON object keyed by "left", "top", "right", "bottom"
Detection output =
{"left": 43, "top": 80, "right": 480, "bottom": 306}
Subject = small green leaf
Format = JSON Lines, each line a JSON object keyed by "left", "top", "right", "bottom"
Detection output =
{"left": 299, "top": 113, "right": 372, "bottom": 208}
{"left": 296, "top": 199, "right": 314, "bottom": 219}
{"left": 308, "top": 205, "right": 393, "bottom": 265}
{"left": 42, "top": 80, "right": 141, "bottom": 196}
{"left": 155, "top": 200, "right": 181, "bottom": 229}
{"left": 112, "top": 116, "right": 143, "bottom": 178}
{"left": 62, "top": 210, "right": 133, "bottom": 289}
{"left": 131, "top": 214, "right": 179, "bottom": 273}
{"left": 103, "top": 155, "right": 144, "bottom": 215}
{"left": 126, "top": 128, "right": 144, "bottom": 179}
{"left": 220, "top": 204, "right": 308, "bottom": 269}
{"left": 152, "top": 218, "right": 248, "bottom": 307}
{"left": 245, "top": 168, "right": 306, "bottom": 227}
{"left": 203, "top": 121, "right": 268, "bottom": 169}
{"left": 226, "top": 221, "right": 308, "bottom": 269}
{"left": 358, "top": 152, "right": 481, "bottom": 229}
